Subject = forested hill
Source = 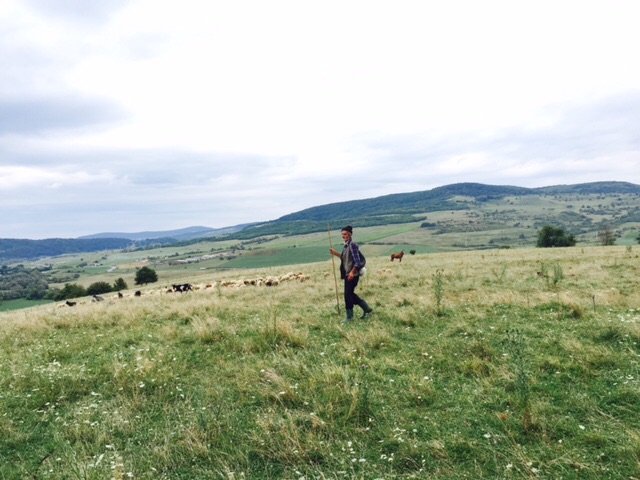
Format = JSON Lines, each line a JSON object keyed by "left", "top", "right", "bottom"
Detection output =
{"left": 222, "top": 181, "right": 640, "bottom": 240}
{"left": 278, "top": 183, "right": 533, "bottom": 222}
{"left": 277, "top": 181, "right": 640, "bottom": 222}
{"left": 2, "top": 181, "right": 639, "bottom": 261}
{"left": 0, "top": 238, "right": 134, "bottom": 262}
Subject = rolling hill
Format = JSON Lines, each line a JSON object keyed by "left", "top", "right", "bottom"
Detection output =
{"left": 1, "top": 181, "right": 639, "bottom": 262}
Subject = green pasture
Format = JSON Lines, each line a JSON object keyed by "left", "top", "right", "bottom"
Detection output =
{"left": 224, "top": 246, "right": 332, "bottom": 269}
{"left": 0, "top": 299, "right": 53, "bottom": 312}
{"left": 1, "top": 246, "right": 639, "bottom": 479}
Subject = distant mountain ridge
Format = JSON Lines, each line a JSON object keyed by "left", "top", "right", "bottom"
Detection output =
{"left": 78, "top": 225, "right": 246, "bottom": 241}
{"left": 1, "top": 181, "right": 639, "bottom": 261}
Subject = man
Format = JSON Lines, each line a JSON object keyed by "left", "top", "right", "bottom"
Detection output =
{"left": 330, "top": 225, "right": 373, "bottom": 322}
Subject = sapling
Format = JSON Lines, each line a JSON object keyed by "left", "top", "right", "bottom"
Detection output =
{"left": 433, "top": 269, "right": 445, "bottom": 316}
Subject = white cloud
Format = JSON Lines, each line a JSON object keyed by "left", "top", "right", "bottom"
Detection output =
{"left": 1, "top": 0, "right": 639, "bottom": 238}
{"left": 0, "top": 166, "right": 117, "bottom": 190}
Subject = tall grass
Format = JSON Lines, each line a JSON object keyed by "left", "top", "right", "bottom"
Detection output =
{"left": 1, "top": 246, "right": 639, "bottom": 479}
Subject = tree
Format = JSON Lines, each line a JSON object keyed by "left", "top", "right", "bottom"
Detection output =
{"left": 113, "top": 277, "right": 128, "bottom": 291}
{"left": 637, "top": 233, "right": 640, "bottom": 245}
{"left": 56, "top": 283, "right": 87, "bottom": 301}
{"left": 536, "top": 225, "right": 576, "bottom": 248}
{"left": 135, "top": 266, "right": 158, "bottom": 285}
{"left": 87, "top": 281, "right": 113, "bottom": 296}
{"left": 597, "top": 225, "right": 616, "bottom": 246}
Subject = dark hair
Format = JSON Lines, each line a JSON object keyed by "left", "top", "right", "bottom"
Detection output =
{"left": 341, "top": 225, "right": 353, "bottom": 233}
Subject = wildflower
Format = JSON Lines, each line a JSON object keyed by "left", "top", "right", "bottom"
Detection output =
{"left": 579, "top": 425, "right": 586, "bottom": 430}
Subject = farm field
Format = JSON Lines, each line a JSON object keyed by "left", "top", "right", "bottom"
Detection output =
{"left": 1, "top": 246, "right": 638, "bottom": 479}
{"left": 2, "top": 188, "right": 637, "bottom": 314}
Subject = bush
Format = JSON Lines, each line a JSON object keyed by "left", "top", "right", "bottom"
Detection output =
{"left": 113, "top": 278, "right": 128, "bottom": 291}
{"left": 135, "top": 266, "right": 158, "bottom": 285}
{"left": 536, "top": 225, "right": 576, "bottom": 248}
{"left": 87, "top": 281, "right": 113, "bottom": 296}
{"left": 56, "top": 283, "right": 87, "bottom": 301}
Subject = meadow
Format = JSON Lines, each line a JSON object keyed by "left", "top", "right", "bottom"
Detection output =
{"left": 1, "top": 246, "right": 639, "bottom": 479}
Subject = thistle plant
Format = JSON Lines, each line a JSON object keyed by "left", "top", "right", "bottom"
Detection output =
{"left": 433, "top": 269, "right": 444, "bottom": 316}
{"left": 552, "top": 263, "right": 563, "bottom": 287}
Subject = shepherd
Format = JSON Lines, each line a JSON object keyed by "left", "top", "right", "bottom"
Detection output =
{"left": 329, "top": 225, "right": 373, "bottom": 323}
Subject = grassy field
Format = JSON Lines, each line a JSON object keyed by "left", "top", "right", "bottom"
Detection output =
{"left": 14, "top": 190, "right": 638, "bottom": 301}
{"left": 0, "top": 298, "right": 53, "bottom": 312}
{"left": 1, "top": 246, "right": 639, "bottom": 479}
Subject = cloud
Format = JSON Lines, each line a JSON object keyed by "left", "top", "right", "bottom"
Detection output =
{"left": 0, "top": 165, "right": 117, "bottom": 191}
{"left": 1, "top": 0, "right": 640, "bottom": 238}
{"left": 342, "top": 91, "right": 640, "bottom": 189}
{"left": 0, "top": 95, "right": 127, "bottom": 134}
{"left": 23, "top": 0, "right": 129, "bottom": 25}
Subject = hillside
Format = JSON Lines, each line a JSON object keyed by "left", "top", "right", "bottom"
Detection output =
{"left": 1, "top": 181, "right": 640, "bottom": 263}
{"left": 276, "top": 181, "right": 640, "bottom": 222}
{"left": 78, "top": 224, "right": 251, "bottom": 241}
{"left": 225, "top": 182, "right": 640, "bottom": 239}
{"left": 1, "top": 246, "right": 639, "bottom": 478}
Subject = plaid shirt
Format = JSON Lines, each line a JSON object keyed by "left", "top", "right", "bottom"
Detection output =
{"left": 343, "top": 240, "right": 365, "bottom": 271}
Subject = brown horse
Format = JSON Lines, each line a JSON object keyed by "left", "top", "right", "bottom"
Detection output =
{"left": 390, "top": 250, "right": 405, "bottom": 262}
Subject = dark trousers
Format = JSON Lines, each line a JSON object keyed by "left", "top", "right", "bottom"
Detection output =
{"left": 343, "top": 277, "right": 362, "bottom": 310}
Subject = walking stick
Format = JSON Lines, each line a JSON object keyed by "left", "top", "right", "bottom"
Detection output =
{"left": 328, "top": 223, "right": 341, "bottom": 315}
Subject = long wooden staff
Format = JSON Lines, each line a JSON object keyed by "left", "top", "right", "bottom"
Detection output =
{"left": 328, "top": 223, "right": 341, "bottom": 315}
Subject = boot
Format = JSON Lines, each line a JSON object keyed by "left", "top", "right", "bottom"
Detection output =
{"left": 359, "top": 300, "right": 373, "bottom": 319}
{"left": 342, "top": 309, "right": 354, "bottom": 323}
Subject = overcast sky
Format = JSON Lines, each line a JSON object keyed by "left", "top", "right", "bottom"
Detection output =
{"left": 2, "top": 0, "right": 639, "bottom": 239}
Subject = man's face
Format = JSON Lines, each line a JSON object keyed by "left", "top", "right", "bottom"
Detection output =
{"left": 341, "top": 230, "right": 352, "bottom": 242}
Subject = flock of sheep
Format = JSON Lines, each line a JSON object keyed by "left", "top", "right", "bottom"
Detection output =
{"left": 58, "top": 271, "right": 311, "bottom": 307}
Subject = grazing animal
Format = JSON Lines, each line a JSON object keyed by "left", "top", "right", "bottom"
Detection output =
{"left": 65, "top": 300, "right": 76, "bottom": 307}
{"left": 134, "top": 290, "right": 142, "bottom": 297}
{"left": 390, "top": 250, "right": 405, "bottom": 262}
{"left": 92, "top": 295, "right": 104, "bottom": 302}
{"left": 117, "top": 292, "right": 124, "bottom": 298}
{"left": 172, "top": 283, "right": 193, "bottom": 293}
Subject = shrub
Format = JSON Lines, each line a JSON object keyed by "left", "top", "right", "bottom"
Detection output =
{"left": 135, "top": 266, "right": 158, "bottom": 285}
{"left": 113, "top": 277, "right": 128, "bottom": 291}
{"left": 536, "top": 225, "right": 576, "bottom": 247}
{"left": 56, "top": 283, "right": 87, "bottom": 300}
{"left": 86, "top": 281, "right": 113, "bottom": 296}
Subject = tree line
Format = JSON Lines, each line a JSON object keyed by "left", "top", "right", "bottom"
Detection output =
{"left": 0, "top": 266, "right": 158, "bottom": 303}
